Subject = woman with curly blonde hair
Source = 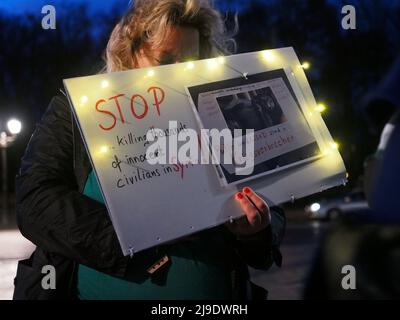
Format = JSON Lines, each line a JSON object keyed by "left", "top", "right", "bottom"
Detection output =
{"left": 15, "top": 0, "right": 285, "bottom": 300}
{"left": 104, "top": 0, "right": 236, "bottom": 72}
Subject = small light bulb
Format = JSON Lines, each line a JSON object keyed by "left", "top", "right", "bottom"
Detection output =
{"left": 262, "top": 51, "right": 274, "bottom": 62}
{"left": 315, "top": 103, "right": 327, "bottom": 113}
{"left": 147, "top": 70, "right": 155, "bottom": 77}
{"left": 186, "top": 61, "right": 195, "bottom": 70}
{"left": 330, "top": 142, "right": 339, "bottom": 150}
{"left": 301, "top": 62, "right": 310, "bottom": 70}
{"left": 101, "top": 80, "right": 109, "bottom": 88}
{"left": 80, "top": 96, "right": 88, "bottom": 104}
{"left": 99, "top": 145, "right": 109, "bottom": 154}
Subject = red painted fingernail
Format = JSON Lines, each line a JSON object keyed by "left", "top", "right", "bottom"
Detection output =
{"left": 243, "top": 187, "right": 251, "bottom": 194}
{"left": 236, "top": 192, "right": 244, "bottom": 200}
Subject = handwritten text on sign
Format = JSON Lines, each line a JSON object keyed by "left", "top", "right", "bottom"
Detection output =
{"left": 95, "top": 86, "right": 165, "bottom": 131}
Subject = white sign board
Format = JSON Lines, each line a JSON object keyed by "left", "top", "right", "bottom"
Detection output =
{"left": 64, "top": 47, "right": 346, "bottom": 255}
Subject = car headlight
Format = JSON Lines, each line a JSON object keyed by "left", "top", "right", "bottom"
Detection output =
{"left": 310, "top": 203, "right": 321, "bottom": 212}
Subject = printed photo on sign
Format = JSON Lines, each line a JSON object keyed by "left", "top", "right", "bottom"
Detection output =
{"left": 186, "top": 69, "right": 322, "bottom": 186}
{"left": 216, "top": 87, "right": 287, "bottom": 134}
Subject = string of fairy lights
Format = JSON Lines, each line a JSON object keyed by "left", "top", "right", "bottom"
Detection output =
{"left": 75, "top": 50, "right": 339, "bottom": 163}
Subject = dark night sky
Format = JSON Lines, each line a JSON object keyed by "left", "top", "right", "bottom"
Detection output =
{"left": 0, "top": 0, "right": 128, "bottom": 13}
{"left": 1, "top": 0, "right": 365, "bottom": 15}
{"left": 0, "top": 0, "right": 247, "bottom": 14}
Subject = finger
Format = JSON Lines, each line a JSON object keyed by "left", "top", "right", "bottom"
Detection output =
{"left": 242, "top": 187, "right": 271, "bottom": 227}
{"left": 234, "top": 194, "right": 252, "bottom": 227}
{"left": 235, "top": 192, "right": 261, "bottom": 227}
{"left": 242, "top": 187, "right": 270, "bottom": 215}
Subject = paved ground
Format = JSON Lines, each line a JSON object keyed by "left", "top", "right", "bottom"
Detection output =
{"left": 0, "top": 199, "right": 329, "bottom": 300}
{"left": 250, "top": 221, "right": 328, "bottom": 299}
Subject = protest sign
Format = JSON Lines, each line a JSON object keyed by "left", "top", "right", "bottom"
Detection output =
{"left": 64, "top": 47, "right": 346, "bottom": 255}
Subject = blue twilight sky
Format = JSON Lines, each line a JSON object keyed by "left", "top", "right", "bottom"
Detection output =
{"left": 0, "top": 0, "right": 127, "bottom": 14}
{"left": 2, "top": 0, "right": 400, "bottom": 15}
{"left": 0, "top": 0, "right": 249, "bottom": 14}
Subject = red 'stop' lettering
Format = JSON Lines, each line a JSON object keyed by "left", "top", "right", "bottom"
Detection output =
{"left": 95, "top": 86, "right": 166, "bottom": 131}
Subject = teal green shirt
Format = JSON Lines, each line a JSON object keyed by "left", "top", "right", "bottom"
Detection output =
{"left": 78, "top": 171, "right": 232, "bottom": 300}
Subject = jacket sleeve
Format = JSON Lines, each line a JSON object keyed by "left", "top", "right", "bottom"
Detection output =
{"left": 234, "top": 206, "right": 286, "bottom": 270}
{"left": 15, "top": 96, "right": 129, "bottom": 277}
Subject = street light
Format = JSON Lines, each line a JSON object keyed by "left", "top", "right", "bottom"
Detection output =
{"left": 7, "top": 119, "right": 22, "bottom": 135}
{"left": 1, "top": 118, "right": 23, "bottom": 194}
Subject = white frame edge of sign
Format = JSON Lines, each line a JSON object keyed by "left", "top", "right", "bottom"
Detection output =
{"left": 63, "top": 47, "right": 347, "bottom": 254}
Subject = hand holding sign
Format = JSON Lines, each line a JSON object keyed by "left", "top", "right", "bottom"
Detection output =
{"left": 226, "top": 187, "right": 271, "bottom": 236}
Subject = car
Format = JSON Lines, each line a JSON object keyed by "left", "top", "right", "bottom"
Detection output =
{"left": 305, "top": 190, "right": 370, "bottom": 220}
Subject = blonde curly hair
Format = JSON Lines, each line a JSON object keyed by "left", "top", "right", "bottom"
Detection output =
{"left": 104, "top": 0, "right": 236, "bottom": 72}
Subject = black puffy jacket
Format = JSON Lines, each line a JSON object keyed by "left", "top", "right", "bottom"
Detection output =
{"left": 14, "top": 94, "right": 286, "bottom": 299}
